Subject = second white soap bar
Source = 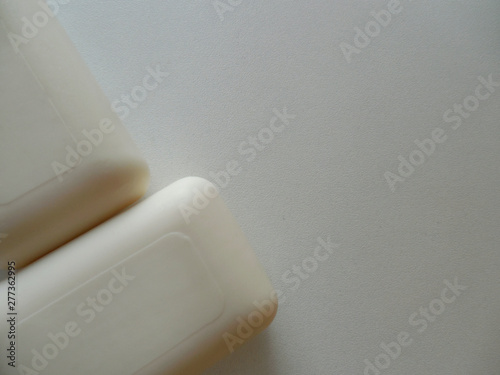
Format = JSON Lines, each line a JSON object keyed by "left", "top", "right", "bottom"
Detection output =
{"left": 0, "top": 177, "right": 277, "bottom": 375}
{"left": 0, "top": 0, "right": 150, "bottom": 267}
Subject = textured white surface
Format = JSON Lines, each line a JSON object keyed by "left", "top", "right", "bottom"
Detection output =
{"left": 52, "top": 1, "right": 500, "bottom": 374}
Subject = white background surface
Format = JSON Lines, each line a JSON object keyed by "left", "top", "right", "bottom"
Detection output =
{"left": 52, "top": 1, "right": 500, "bottom": 374}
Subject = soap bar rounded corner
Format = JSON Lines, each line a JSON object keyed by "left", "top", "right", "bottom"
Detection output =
{"left": 84, "top": 154, "right": 151, "bottom": 197}
{"left": 168, "top": 176, "right": 219, "bottom": 196}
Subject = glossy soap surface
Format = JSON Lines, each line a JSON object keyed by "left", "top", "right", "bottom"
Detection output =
{"left": 0, "top": 0, "right": 150, "bottom": 267}
{"left": 0, "top": 177, "right": 277, "bottom": 375}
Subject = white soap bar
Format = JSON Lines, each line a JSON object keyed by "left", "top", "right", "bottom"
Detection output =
{"left": 0, "top": 1, "right": 150, "bottom": 267}
{"left": 0, "top": 177, "right": 278, "bottom": 375}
